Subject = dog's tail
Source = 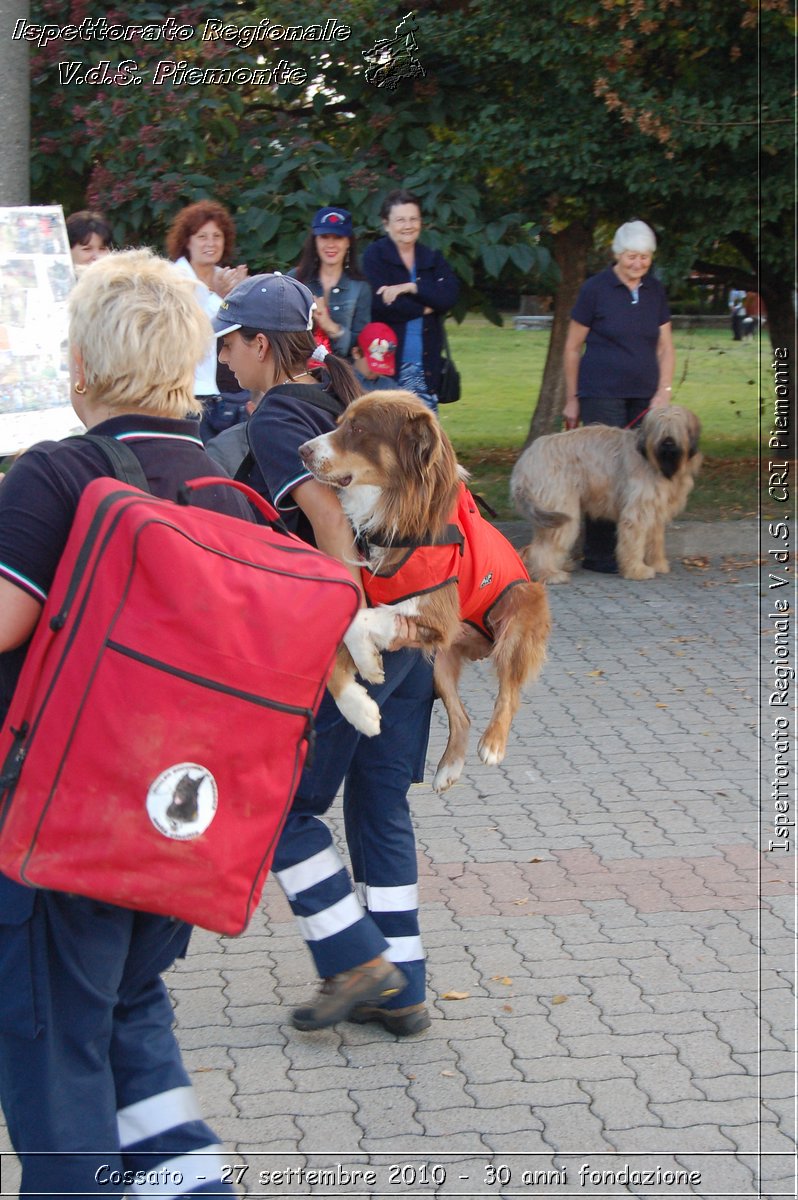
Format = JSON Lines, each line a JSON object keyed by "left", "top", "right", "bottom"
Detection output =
{"left": 511, "top": 488, "right": 569, "bottom": 530}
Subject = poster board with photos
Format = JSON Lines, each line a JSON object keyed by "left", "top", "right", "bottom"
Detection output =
{"left": 0, "top": 206, "right": 83, "bottom": 456}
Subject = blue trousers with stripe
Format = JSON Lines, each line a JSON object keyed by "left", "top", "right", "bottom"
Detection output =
{"left": 0, "top": 880, "right": 232, "bottom": 1197}
{"left": 272, "top": 650, "right": 434, "bottom": 1008}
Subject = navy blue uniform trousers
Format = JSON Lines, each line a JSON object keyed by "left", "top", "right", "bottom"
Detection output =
{"left": 272, "top": 650, "right": 434, "bottom": 1008}
{"left": 0, "top": 879, "right": 232, "bottom": 1197}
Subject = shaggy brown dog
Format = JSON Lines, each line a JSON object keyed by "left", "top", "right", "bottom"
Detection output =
{"left": 510, "top": 405, "right": 702, "bottom": 583}
{"left": 299, "top": 391, "right": 551, "bottom": 792}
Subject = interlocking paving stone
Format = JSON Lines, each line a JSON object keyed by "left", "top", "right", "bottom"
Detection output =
{"left": 665, "top": 1029, "right": 748, "bottom": 1078}
{"left": 448, "top": 1037, "right": 520, "bottom": 1084}
{"left": 350, "top": 1089, "right": 424, "bottom": 1141}
{"left": 650, "top": 1098, "right": 760, "bottom": 1127}
{"left": 601, "top": 1011, "right": 715, "bottom": 1037}
{"left": 537, "top": 1101, "right": 615, "bottom": 1151}
{"left": 582, "top": 1077, "right": 662, "bottom": 1130}
{"left": 629, "top": 1052, "right": 704, "bottom": 1103}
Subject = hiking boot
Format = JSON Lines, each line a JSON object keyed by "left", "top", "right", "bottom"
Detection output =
{"left": 291, "top": 958, "right": 406, "bottom": 1031}
{"left": 349, "top": 1002, "right": 431, "bottom": 1037}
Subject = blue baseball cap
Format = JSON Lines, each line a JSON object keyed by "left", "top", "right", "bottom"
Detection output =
{"left": 311, "top": 207, "right": 353, "bottom": 237}
{"left": 212, "top": 273, "right": 315, "bottom": 336}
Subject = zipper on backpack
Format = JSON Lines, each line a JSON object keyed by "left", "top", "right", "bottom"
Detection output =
{"left": 108, "top": 640, "right": 319, "bottom": 718}
{"left": 106, "top": 642, "right": 320, "bottom": 767}
{"left": 0, "top": 721, "right": 30, "bottom": 790}
{"left": 50, "top": 490, "right": 143, "bottom": 629}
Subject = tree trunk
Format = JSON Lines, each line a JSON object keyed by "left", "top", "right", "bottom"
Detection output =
{"left": 0, "top": 0, "right": 30, "bottom": 205}
{"left": 524, "top": 220, "right": 594, "bottom": 447}
{"left": 759, "top": 282, "right": 796, "bottom": 452}
{"left": 758, "top": 281, "right": 797, "bottom": 365}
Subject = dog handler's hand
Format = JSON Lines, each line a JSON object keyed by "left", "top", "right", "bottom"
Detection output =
{"left": 563, "top": 397, "right": 580, "bottom": 428}
{"left": 387, "top": 615, "right": 425, "bottom": 650}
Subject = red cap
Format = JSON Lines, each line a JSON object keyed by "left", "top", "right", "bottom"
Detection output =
{"left": 356, "top": 322, "right": 398, "bottom": 375}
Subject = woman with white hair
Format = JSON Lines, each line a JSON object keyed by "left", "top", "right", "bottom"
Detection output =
{"left": 0, "top": 250, "right": 250, "bottom": 1196}
{"left": 562, "top": 220, "right": 675, "bottom": 573}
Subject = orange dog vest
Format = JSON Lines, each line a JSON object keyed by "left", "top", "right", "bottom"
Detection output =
{"left": 362, "top": 484, "right": 529, "bottom": 640}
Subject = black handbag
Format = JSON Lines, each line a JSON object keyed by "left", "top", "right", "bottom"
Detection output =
{"left": 437, "top": 325, "right": 461, "bottom": 404}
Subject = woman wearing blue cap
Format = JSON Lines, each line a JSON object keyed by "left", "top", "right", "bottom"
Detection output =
{"left": 292, "top": 207, "right": 372, "bottom": 358}
{"left": 214, "top": 273, "right": 434, "bottom": 1037}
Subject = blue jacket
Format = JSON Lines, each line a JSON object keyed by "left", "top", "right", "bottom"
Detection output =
{"left": 362, "top": 237, "right": 459, "bottom": 393}
{"left": 291, "top": 270, "right": 372, "bottom": 358}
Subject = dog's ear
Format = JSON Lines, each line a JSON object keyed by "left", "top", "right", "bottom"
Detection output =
{"left": 396, "top": 410, "right": 440, "bottom": 477}
{"left": 686, "top": 411, "right": 701, "bottom": 457}
{"left": 635, "top": 418, "right": 649, "bottom": 459}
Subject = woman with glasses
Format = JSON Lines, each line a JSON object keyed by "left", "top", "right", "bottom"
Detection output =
{"left": 362, "top": 189, "right": 459, "bottom": 414}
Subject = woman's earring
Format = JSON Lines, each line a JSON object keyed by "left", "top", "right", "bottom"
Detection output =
{"left": 74, "top": 382, "right": 86, "bottom": 395}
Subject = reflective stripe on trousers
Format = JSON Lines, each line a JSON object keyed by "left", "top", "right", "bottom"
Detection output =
{"left": 272, "top": 651, "right": 433, "bottom": 1004}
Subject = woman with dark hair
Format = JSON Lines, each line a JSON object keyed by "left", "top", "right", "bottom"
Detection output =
{"left": 292, "top": 207, "right": 371, "bottom": 358}
{"left": 215, "top": 274, "right": 434, "bottom": 1037}
{"left": 66, "top": 209, "right": 112, "bottom": 266}
{"left": 362, "top": 189, "right": 459, "bottom": 413}
{"left": 165, "top": 200, "right": 249, "bottom": 440}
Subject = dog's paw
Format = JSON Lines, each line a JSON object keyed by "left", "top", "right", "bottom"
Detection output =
{"left": 343, "top": 610, "right": 391, "bottom": 683}
{"left": 544, "top": 570, "right": 571, "bottom": 585}
{"left": 650, "top": 559, "right": 670, "bottom": 574}
{"left": 356, "top": 647, "right": 385, "bottom": 685}
{"left": 478, "top": 734, "right": 506, "bottom": 767}
{"left": 622, "top": 564, "right": 656, "bottom": 581}
{"left": 333, "top": 680, "right": 382, "bottom": 737}
{"left": 433, "top": 757, "right": 465, "bottom": 793}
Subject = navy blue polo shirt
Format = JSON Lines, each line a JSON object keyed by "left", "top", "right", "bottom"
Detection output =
{"left": 0, "top": 414, "right": 254, "bottom": 719}
{"left": 246, "top": 384, "right": 343, "bottom": 545}
{"left": 571, "top": 267, "right": 671, "bottom": 400}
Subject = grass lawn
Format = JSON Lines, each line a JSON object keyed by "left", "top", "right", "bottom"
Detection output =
{"left": 439, "top": 316, "right": 765, "bottom": 521}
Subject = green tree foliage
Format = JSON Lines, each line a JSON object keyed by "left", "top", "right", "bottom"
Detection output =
{"left": 28, "top": 0, "right": 792, "bottom": 424}
{"left": 28, "top": 1, "right": 548, "bottom": 316}
{"left": 577, "top": 0, "right": 794, "bottom": 351}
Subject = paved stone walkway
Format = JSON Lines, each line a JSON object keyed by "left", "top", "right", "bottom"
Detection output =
{"left": 0, "top": 546, "right": 794, "bottom": 1198}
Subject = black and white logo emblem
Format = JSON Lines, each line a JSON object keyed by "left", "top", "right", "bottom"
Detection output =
{"left": 147, "top": 763, "right": 218, "bottom": 840}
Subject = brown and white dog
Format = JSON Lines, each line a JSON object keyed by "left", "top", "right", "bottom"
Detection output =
{"left": 299, "top": 390, "right": 551, "bottom": 792}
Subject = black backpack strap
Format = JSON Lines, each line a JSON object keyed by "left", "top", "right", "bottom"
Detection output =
{"left": 74, "top": 434, "right": 151, "bottom": 492}
{"left": 233, "top": 450, "right": 254, "bottom": 483}
{"left": 232, "top": 415, "right": 256, "bottom": 482}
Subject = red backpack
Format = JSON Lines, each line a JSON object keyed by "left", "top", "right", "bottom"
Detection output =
{"left": 0, "top": 442, "right": 359, "bottom": 935}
